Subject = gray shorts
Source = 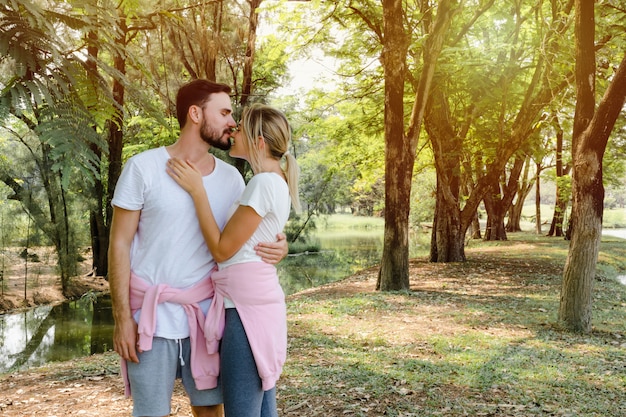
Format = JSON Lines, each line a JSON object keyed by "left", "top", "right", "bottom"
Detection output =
{"left": 126, "top": 337, "right": 222, "bottom": 417}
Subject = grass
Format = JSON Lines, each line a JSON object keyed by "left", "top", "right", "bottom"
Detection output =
{"left": 520, "top": 205, "right": 626, "bottom": 229}
{"left": 2, "top": 225, "right": 625, "bottom": 417}
{"left": 278, "top": 231, "right": 626, "bottom": 416}
{"left": 603, "top": 207, "right": 626, "bottom": 228}
{"left": 318, "top": 213, "right": 385, "bottom": 231}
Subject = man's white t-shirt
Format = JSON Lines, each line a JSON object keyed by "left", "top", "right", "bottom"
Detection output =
{"left": 111, "top": 147, "right": 245, "bottom": 339}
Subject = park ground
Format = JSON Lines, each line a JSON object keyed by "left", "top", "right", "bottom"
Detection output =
{"left": 0, "top": 233, "right": 625, "bottom": 416}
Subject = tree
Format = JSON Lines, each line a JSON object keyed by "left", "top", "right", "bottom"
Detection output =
{"left": 0, "top": 0, "right": 107, "bottom": 293}
{"left": 558, "top": 0, "right": 626, "bottom": 333}
{"left": 506, "top": 155, "right": 535, "bottom": 233}
{"left": 546, "top": 112, "right": 571, "bottom": 237}
{"left": 426, "top": 0, "right": 575, "bottom": 261}
{"left": 377, "top": 0, "right": 455, "bottom": 290}
{"left": 482, "top": 155, "right": 525, "bottom": 241}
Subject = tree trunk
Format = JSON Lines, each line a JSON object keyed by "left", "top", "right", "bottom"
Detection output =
{"left": 430, "top": 177, "right": 466, "bottom": 262}
{"left": 377, "top": 0, "right": 411, "bottom": 291}
{"left": 108, "top": 33, "right": 127, "bottom": 216}
{"left": 507, "top": 156, "right": 533, "bottom": 232}
{"left": 483, "top": 187, "right": 508, "bottom": 241}
{"left": 559, "top": 151, "right": 602, "bottom": 332}
{"left": 101, "top": 12, "right": 128, "bottom": 280}
{"left": 425, "top": 84, "right": 466, "bottom": 261}
{"left": 57, "top": 178, "right": 78, "bottom": 294}
{"left": 547, "top": 114, "right": 569, "bottom": 237}
{"left": 483, "top": 157, "right": 524, "bottom": 241}
{"left": 559, "top": 0, "right": 626, "bottom": 332}
{"left": 535, "top": 161, "right": 542, "bottom": 234}
{"left": 548, "top": 191, "right": 568, "bottom": 237}
{"left": 85, "top": 28, "right": 108, "bottom": 277}
{"left": 377, "top": 0, "right": 454, "bottom": 289}
{"left": 506, "top": 199, "right": 523, "bottom": 233}
{"left": 206, "top": 1, "right": 222, "bottom": 81}
{"left": 470, "top": 212, "right": 482, "bottom": 240}
{"left": 240, "top": 0, "right": 262, "bottom": 108}
{"left": 38, "top": 143, "right": 79, "bottom": 294}
{"left": 90, "top": 199, "right": 108, "bottom": 276}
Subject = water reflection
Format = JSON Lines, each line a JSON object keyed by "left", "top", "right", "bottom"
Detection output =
{"left": 278, "top": 233, "right": 385, "bottom": 295}
{"left": 0, "top": 295, "right": 113, "bottom": 374}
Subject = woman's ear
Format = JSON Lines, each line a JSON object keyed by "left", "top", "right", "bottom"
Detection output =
{"left": 257, "top": 136, "right": 266, "bottom": 150}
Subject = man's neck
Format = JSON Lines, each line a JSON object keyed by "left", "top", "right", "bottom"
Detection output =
{"left": 166, "top": 134, "right": 215, "bottom": 175}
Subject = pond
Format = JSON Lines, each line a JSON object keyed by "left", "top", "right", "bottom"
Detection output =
{"left": 0, "top": 295, "right": 113, "bottom": 374}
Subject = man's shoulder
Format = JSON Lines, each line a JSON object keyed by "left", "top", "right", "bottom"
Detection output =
{"left": 214, "top": 156, "right": 241, "bottom": 176}
{"left": 122, "top": 147, "right": 167, "bottom": 173}
{"left": 128, "top": 147, "right": 165, "bottom": 163}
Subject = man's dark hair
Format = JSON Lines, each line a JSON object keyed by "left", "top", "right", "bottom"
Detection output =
{"left": 176, "top": 79, "right": 232, "bottom": 129}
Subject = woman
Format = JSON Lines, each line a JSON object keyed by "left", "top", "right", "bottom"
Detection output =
{"left": 167, "top": 103, "right": 300, "bottom": 417}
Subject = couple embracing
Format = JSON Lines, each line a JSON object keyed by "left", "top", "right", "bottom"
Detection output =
{"left": 109, "top": 79, "right": 300, "bottom": 417}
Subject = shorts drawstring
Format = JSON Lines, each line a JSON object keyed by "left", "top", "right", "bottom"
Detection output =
{"left": 177, "top": 339, "right": 185, "bottom": 366}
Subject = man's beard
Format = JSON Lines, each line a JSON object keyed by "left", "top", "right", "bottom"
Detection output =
{"left": 200, "top": 119, "right": 232, "bottom": 151}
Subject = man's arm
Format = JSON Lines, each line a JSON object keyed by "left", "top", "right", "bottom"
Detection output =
{"left": 255, "top": 232, "right": 288, "bottom": 264}
{"left": 108, "top": 207, "right": 141, "bottom": 363}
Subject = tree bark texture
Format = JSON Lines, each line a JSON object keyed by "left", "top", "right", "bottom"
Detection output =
{"left": 559, "top": 151, "right": 602, "bottom": 332}
{"left": 85, "top": 28, "right": 109, "bottom": 277}
{"left": 534, "top": 162, "right": 542, "bottom": 234}
{"left": 547, "top": 117, "right": 569, "bottom": 237}
{"left": 559, "top": 0, "right": 626, "bottom": 332}
{"left": 240, "top": 0, "right": 262, "bottom": 108}
{"left": 377, "top": 0, "right": 411, "bottom": 291}
{"left": 377, "top": 0, "right": 454, "bottom": 288}
{"left": 430, "top": 176, "right": 466, "bottom": 262}
{"left": 425, "top": 87, "right": 465, "bottom": 262}
{"left": 507, "top": 156, "right": 533, "bottom": 233}
{"left": 483, "top": 157, "right": 524, "bottom": 241}
{"left": 99, "top": 13, "right": 128, "bottom": 280}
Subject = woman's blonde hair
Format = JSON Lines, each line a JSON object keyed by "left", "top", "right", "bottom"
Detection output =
{"left": 240, "top": 103, "right": 301, "bottom": 213}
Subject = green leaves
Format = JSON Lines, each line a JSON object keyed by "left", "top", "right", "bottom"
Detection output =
{"left": 35, "top": 102, "right": 105, "bottom": 189}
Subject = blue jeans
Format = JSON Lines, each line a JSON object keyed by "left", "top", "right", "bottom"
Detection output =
{"left": 221, "top": 308, "right": 278, "bottom": 417}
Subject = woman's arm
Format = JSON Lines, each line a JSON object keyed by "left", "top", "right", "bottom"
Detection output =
{"left": 167, "top": 157, "right": 262, "bottom": 263}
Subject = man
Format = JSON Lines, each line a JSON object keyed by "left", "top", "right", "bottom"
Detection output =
{"left": 108, "top": 79, "right": 288, "bottom": 417}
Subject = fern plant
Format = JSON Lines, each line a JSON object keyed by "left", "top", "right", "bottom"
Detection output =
{"left": 0, "top": 0, "right": 112, "bottom": 291}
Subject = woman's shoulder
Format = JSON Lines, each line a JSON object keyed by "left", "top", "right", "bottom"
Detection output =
{"left": 249, "top": 172, "right": 286, "bottom": 187}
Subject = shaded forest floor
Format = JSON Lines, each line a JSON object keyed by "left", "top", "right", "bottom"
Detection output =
{"left": 0, "top": 246, "right": 108, "bottom": 314}
{"left": 1, "top": 236, "right": 625, "bottom": 416}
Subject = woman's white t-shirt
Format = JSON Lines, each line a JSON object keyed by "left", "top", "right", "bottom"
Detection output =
{"left": 219, "top": 172, "right": 291, "bottom": 269}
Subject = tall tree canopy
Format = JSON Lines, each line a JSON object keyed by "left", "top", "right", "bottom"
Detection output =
{"left": 1, "top": 0, "right": 625, "bottom": 334}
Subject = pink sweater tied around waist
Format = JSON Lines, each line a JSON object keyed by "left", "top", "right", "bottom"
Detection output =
{"left": 205, "top": 262, "right": 287, "bottom": 391}
{"left": 121, "top": 272, "right": 218, "bottom": 397}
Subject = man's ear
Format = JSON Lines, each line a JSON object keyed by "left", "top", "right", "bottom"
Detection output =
{"left": 189, "top": 105, "right": 201, "bottom": 124}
